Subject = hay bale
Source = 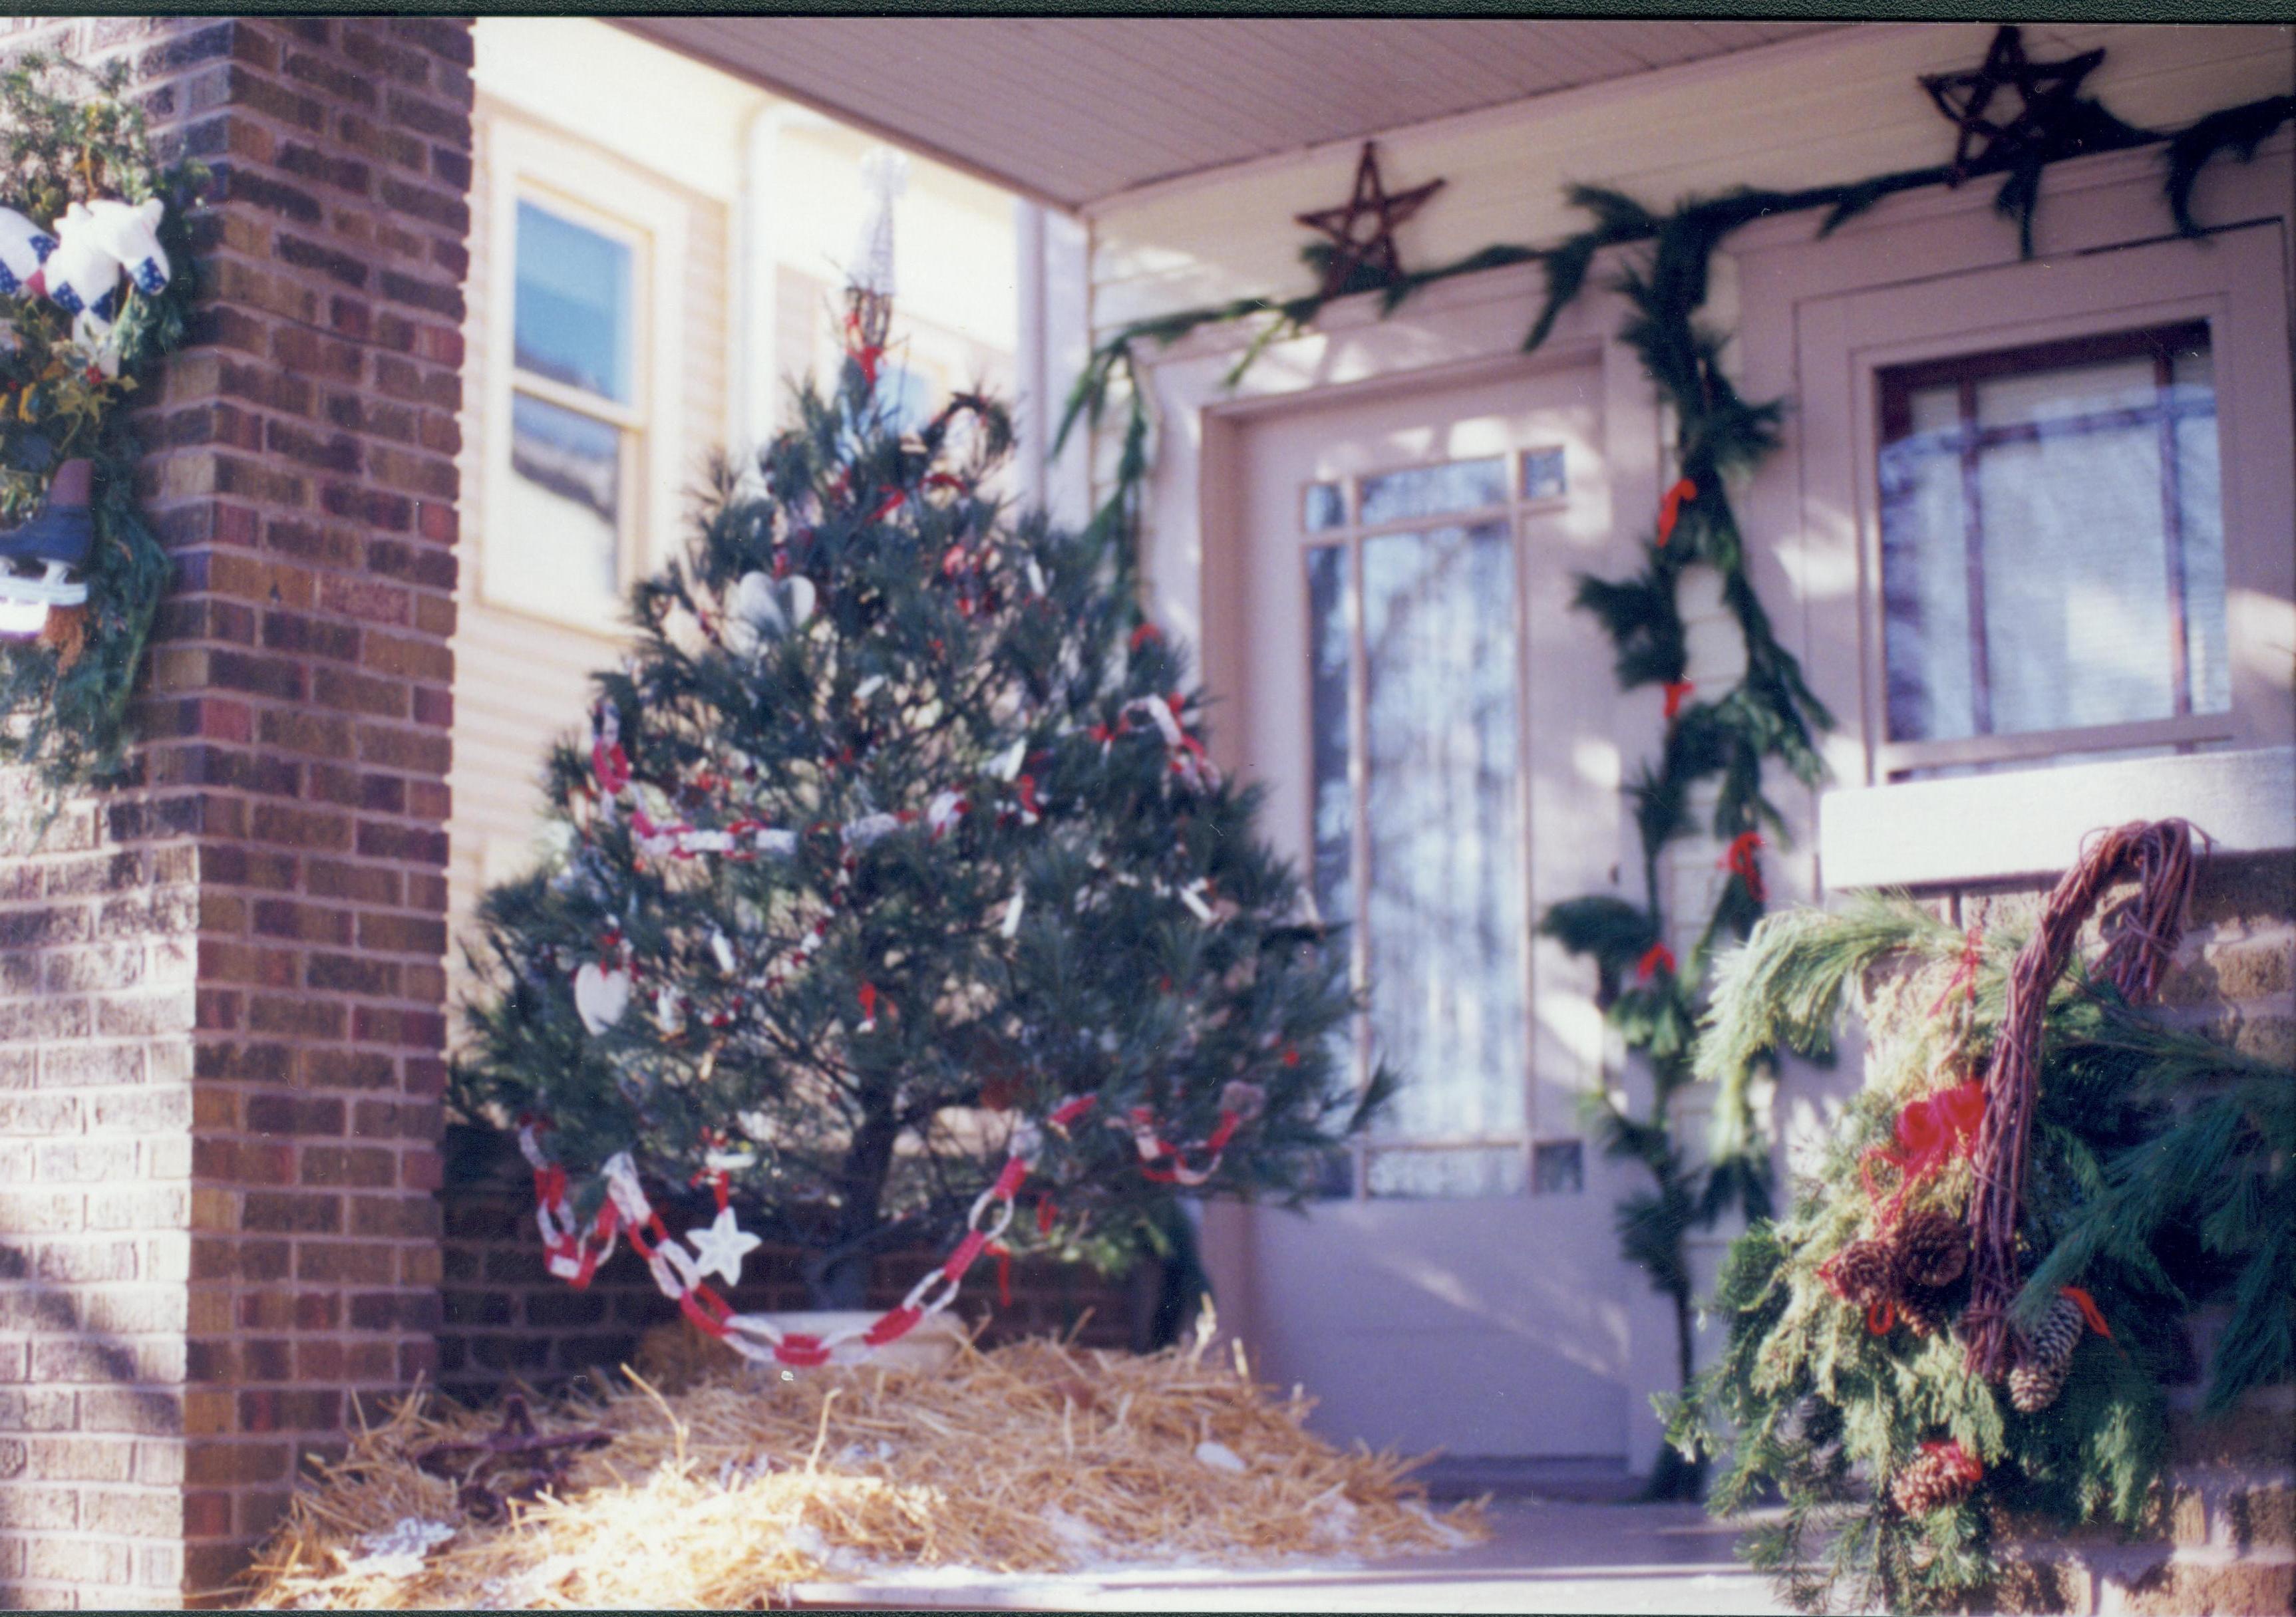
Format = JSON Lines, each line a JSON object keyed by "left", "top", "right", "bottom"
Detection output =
{"left": 240, "top": 1327, "right": 1483, "bottom": 1608}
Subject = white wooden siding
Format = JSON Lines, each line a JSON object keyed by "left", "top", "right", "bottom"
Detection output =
{"left": 1089, "top": 23, "right": 2295, "bottom": 333}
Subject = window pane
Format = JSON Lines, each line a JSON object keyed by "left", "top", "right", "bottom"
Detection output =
{"left": 1359, "top": 458, "right": 1507, "bottom": 525}
{"left": 1306, "top": 543, "right": 1352, "bottom": 931}
{"left": 1532, "top": 1139, "right": 1584, "bottom": 1195}
{"left": 1878, "top": 332, "right": 2226, "bottom": 743}
{"left": 1520, "top": 447, "right": 1567, "bottom": 501}
{"left": 503, "top": 391, "right": 621, "bottom": 616}
{"left": 1303, "top": 482, "right": 1347, "bottom": 532}
{"left": 1361, "top": 521, "right": 1527, "bottom": 1163}
{"left": 878, "top": 365, "right": 934, "bottom": 434}
{"left": 515, "top": 201, "right": 633, "bottom": 403}
{"left": 1369, "top": 1147, "right": 1526, "bottom": 1199}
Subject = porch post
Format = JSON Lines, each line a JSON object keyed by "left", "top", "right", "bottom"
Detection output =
{"left": 0, "top": 16, "right": 471, "bottom": 1606}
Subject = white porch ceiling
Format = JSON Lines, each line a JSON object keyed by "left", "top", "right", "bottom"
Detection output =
{"left": 618, "top": 17, "right": 1848, "bottom": 212}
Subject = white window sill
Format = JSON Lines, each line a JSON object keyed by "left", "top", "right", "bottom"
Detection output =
{"left": 1818, "top": 746, "right": 2295, "bottom": 891}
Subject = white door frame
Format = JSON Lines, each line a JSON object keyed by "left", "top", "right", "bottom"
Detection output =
{"left": 1128, "top": 260, "right": 1707, "bottom": 1468}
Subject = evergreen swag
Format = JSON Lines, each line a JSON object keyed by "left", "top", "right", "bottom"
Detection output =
{"left": 1663, "top": 895, "right": 2293, "bottom": 1614}
{"left": 1057, "top": 47, "right": 2291, "bottom": 1496}
{"left": 0, "top": 52, "right": 201, "bottom": 817}
{"left": 456, "top": 307, "right": 1385, "bottom": 1312}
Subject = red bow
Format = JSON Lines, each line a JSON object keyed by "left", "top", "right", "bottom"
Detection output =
{"left": 1721, "top": 831, "right": 1766, "bottom": 903}
{"left": 592, "top": 740, "right": 630, "bottom": 796}
{"left": 1130, "top": 623, "right": 1163, "bottom": 651}
{"left": 1663, "top": 679, "right": 1695, "bottom": 720}
{"left": 1657, "top": 477, "right": 1698, "bottom": 546}
{"left": 1860, "top": 1080, "right": 1985, "bottom": 1220}
{"left": 1636, "top": 942, "right": 1676, "bottom": 982}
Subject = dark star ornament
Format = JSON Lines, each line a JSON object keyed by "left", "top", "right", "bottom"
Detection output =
{"left": 1918, "top": 25, "right": 2150, "bottom": 256}
{"left": 1295, "top": 142, "right": 1445, "bottom": 302}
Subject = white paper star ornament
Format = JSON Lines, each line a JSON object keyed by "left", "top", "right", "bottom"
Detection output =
{"left": 685, "top": 1205, "right": 762, "bottom": 1286}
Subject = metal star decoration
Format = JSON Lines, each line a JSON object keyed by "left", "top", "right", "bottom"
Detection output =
{"left": 1919, "top": 25, "right": 2108, "bottom": 185}
{"left": 1295, "top": 142, "right": 1446, "bottom": 301}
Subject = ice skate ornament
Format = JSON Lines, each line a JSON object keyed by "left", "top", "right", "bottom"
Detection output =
{"left": 33, "top": 204, "right": 127, "bottom": 331}
{"left": 0, "top": 207, "right": 59, "bottom": 297}
{"left": 0, "top": 460, "right": 94, "bottom": 639}
{"left": 75, "top": 199, "right": 170, "bottom": 295}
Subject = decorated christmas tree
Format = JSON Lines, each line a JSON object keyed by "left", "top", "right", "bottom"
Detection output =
{"left": 454, "top": 212, "right": 1381, "bottom": 1350}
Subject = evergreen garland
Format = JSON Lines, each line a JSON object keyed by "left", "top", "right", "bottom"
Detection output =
{"left": 0, "top": 52, "right": 202, "bottom": 825}
{"left": 1665, "top": 896, "right": 2293, "bottom": 1613}
{"left": 1053, "top": 57, "right": 2289, "bottom": 1497}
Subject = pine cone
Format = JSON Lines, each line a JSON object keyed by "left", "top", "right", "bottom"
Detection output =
{"left": 1895, "top": 1288, "right": 1945, "bottom": 1338}
{"left": 1832, "top": 1237, "right": 1898, "bottom": 1308}
{"left": 1891, "top": 1440, "right": 1983, "bottom": 1516}
{"left": 2008, "top": 1294, "right": 2085, "bottom": 1412}
{"left": 1892, "top": 1210, "right": 1969, "bottom": 1290}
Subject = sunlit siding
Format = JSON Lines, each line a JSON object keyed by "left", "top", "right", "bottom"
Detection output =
{"left": 446, "top": 101, "right": 733, "bottom": 1023}
{"left": 1088, "top": 23, "right": 2291, "bottom": 333}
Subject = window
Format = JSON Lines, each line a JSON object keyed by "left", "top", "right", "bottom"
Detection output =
{"left": 1758, "top": 180, "right": 2291, "bottom": 794}
{"left": 1303, "top": 449, "right": 1583, "bottom": 1199}
{"left": 1876, "top": 322, "right": 2227, "bottom": 757}
{"left": 494, "top": 199, "right": 641, "bottom": 625}
{"left": 481, "top": 127, "right": 685, "bottom": 634}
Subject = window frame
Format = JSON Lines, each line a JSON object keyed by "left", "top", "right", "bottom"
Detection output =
{"left": 1871, "top": 315, "right": 2226, "bottom": 764}
{"left": 480, "top": 122, "right": 689, "bottom": 635}
{"left": 1732, "top": 141, "right": 2292, "bottom": 804}
{"left": 1290, "top": 442, "right": 1581, "bottom": 1201}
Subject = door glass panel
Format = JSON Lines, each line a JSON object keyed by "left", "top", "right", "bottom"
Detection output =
{"left": 1520, "top": 446, "right": 1567, "bottom": 501}
{"left": 1305, "top": 543, "right": 1353, "bottom": 930}
{"left": 1303, "top": 482, "right": 1347, "bottom": 533}
{"left": 1359, "top": 457, "right": 1507, "bottom": 525}
{"left": 514, "top": 200, "right": 634, "bottom": 404}
{"left": 507, "top": 391, "right": 622, "bottom": 610}
{"left": 1877, "top": 327, "right": 2225, "bottom": 744}
{"left": 1360, "top": 521, "right": 1528, "bottom": 1165}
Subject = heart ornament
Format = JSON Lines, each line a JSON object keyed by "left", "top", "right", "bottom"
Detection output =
{"left": 573, "top": 962, "right": 632, "bottom": 1035}
{"left": 722, "top": 571, "right": 817, "bottom": 656}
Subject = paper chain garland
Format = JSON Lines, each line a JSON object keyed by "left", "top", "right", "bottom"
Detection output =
{"left": 516, "top": 1079, "right": 1264, "bottom": 1368}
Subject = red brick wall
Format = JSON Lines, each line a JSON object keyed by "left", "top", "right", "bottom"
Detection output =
{"left": 0, "top": 16, "right": 471, "bottom": 1608}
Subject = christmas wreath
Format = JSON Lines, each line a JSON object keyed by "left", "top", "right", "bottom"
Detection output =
{"left": 0, "top": 51, "right": 201, "bottom": 823}
{"left": 1666, "top": 823, "right": 2293, "bottom": 1612}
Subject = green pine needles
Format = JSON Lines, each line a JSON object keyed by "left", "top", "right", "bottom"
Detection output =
{"left": 1668, "top": 896, "right": 2293, "bottom": 1614}
{"left": 0, "top": 51, "right": 202, "bottom": 820}
{"left": 456, "top": 341, "right": 1385, "bottom": 1310}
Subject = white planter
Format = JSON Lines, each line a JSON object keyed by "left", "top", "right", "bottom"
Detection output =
{"left": 743, "top": 1308, "right": 967, "bottom": 1374}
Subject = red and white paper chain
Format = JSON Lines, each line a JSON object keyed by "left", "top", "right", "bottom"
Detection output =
{"left": 517, "top": 1084, "right": 1258, "bottom": 1368}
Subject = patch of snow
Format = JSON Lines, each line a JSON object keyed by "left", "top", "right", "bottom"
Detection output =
{"left": 339, "top": 1517, "right": 454, "bottom": 1580}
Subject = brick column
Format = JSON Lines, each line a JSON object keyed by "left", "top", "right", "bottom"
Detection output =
{"left": 0, "top": 17, "right": 472, "bottom": 1608}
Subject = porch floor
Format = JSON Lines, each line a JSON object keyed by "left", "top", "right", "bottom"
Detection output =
{"left": 788, "top": 1499, "right": 1795, "bottom": 1613}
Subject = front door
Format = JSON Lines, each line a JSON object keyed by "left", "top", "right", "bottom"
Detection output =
{"left": 1213, "top": 359, "right": 1634, "bottom": 1462}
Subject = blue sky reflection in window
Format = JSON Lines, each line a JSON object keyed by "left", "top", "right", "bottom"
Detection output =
{"left": 515, "top": 201, "right": 633, "bottom": 404}
{"left": 877, "top": 364, "right": 934, "bottom": 434}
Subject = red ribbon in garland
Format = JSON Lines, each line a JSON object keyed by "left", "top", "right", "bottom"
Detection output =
{"left": 1663, "top": 679, "right": 1695, "bottom": 720}
{"left": 1657, "top": 477, "right": 1698, "bottom": 545}
{"left": 1637, "top": 942, "right": 1677, "bottom": 982}
{"left": 1929, "top": 923, "right": 1985, "bottom": 1015}
{"left": 1919, "top": 1438, "right": 1985, "bottom": 1489}
{"left": 2063, "top": 1285, "right": 2112, "bottom": 1340}
{"left": 1721, "top": 831, "right": 1766, "bottom": 903}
